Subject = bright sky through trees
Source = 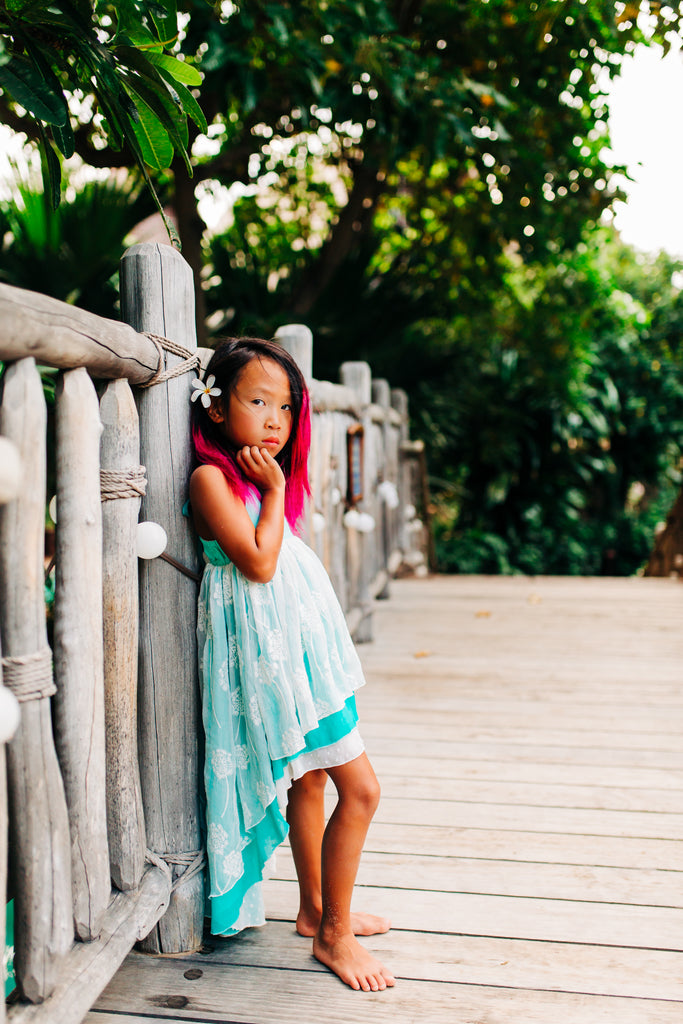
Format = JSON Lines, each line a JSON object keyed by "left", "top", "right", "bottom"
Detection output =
{"left": 607, "top": 40, "right": 683, "bottom": 259}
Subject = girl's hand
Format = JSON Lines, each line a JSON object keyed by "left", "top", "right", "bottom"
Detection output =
{"left": 236, "top": 445, "right": 285, "bottom": 493}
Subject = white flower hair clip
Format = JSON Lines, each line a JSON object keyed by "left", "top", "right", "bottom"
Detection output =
{"left": 191, "top": 375, "right": 222, "bottom": 408}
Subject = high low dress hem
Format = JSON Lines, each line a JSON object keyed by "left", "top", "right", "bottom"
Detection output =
{"left": 196, "top": 500, "right": 367, "bottom": 937}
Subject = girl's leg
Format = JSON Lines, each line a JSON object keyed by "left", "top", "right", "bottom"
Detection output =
{"left": 313, "top": 753, "right": 395, "bottom": 991}
{"left": 287, "top": 768, "right": 391, "bottom": 938}
{"left": 286, "top": 768, "right": 326, "bottom": 935}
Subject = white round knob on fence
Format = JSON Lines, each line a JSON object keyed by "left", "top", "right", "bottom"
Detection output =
{"left": 404, "top": 503, "right": 416, "bottom": 520}
{"left": 330, "top": 487, "right": 342, "bottom": 507}
{"left": 136, "top": 520, "right": 168, "bottom": 559}
{"left": 378, "top": 480, "right": 400, "bottom": 509}
{"left": 0, "top": 686, "right": 20, "bottom": 743}
{"left": 355, "top": 512, "right": 376, "bottom": 534}
{"left": 48, "top": 494, "right": 58, "bottom": 523}
{"left": 0, "top": 436, "right": 22, "bottom": 504}
{"left": 343, "top": 508, "right": 360, "bottom": 530}
{"left": 312, "top": 512, "right": 326, "bottom": 534}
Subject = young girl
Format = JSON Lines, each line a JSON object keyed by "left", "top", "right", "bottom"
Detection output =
{"left": 188, "top": 338, "right": 395, "bottom": 992}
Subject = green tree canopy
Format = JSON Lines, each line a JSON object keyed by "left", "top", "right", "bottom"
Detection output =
{"left": 0, "top": 0, "right": 206, "bottom": 236}
{"left": 3, "top": 1, "right": 681, "bottom": 337}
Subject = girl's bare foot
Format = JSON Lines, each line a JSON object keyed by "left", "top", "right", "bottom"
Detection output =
{"left": 296, "top": 909, "right": 391, "bottom": 938}
{"left": 313, "top": 930, "right": 396, "bottom": 991}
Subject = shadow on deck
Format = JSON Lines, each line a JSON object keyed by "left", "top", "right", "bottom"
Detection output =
{"left": 88, "top": 575, "right": 683, "bottom": 1024}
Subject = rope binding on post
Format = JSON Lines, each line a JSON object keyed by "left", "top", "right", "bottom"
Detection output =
{"left": 140, "top": 333, "right": 200, "bottom": 389}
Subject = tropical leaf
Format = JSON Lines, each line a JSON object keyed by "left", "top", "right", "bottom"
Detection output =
{"left": 0, "top": 56, "right": 68, "bottom": 124}
{"left": 147, "top": 51, "right": 202, "bottom": 87}
{"left": 151, "top": 63, "right": 207, "bottom": 133}
{"left": 52, "top": 119, "right": 75, "bottom": 158}
{"left": 121, "top": 79, "right": 174, "bottom": 168}
{"left": 37, "top": 124, "right": 62, "bottom": 211}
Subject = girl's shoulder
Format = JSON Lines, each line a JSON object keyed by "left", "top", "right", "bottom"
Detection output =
{"left": 190, "top": 464, "right": 260, "bottom": 534}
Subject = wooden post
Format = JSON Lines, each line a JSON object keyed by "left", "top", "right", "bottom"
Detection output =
{"left": 391, "top": 388, "right": 411, "bottom": 557}
{"left": 273, "top": 324, "right": 313, "bottom": 387}
{"left": 340, "top": 362, "right": 374, "bottom": 642}
{"left": 372, "top": 379, "right": 392, "bottom": 598}
{"left": 0, "top": 359, "right": 72, "bottom": 1002}
{"left": 119, "top": 243, "right": 203, "bottom": 954}
{"left": 0, "top": 439, "right": 21, "bottom": 1024}
{"left": 52, "top": 368, "right": 110, "bottom": 941}
{"left": 100, "top": 380, "right": 146, "bottom": 893}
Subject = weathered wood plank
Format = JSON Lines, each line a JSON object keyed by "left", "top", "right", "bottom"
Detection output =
{"left": 264, "top": 877, "right": 683, "bottom": 948}
{"left": 89, "top": 575, "right": 683, "bottom": 1024}
{"left": 369, "top": 772, "right": 683, "bottom": 811}
{"left": 272, "top": 845, "right": 683, "bottom": 908}
{"left": 0, "top": 358, "right": 73, "bottom": 1002}
{"left": 368, "top": 753, "right": 683, "bottom": 790}
{"left": 359, "top": 698, "right": 683, "bottom": 731}
{"left": 120, "top": 243, "right": 203, "bottom": 954}
{"left": 53, "top": 368, "right": 110, "bottom": 941}
{"left": 8, "top": 867, "right": 170, "bottom": 1024}
{"left": 366, "top": 796, "right": 683, "bottom": 838}
{"left": 89, "top": 957, "right": 683, "bottom": 1024}
{"left": 362, "top": 821, "right": 683, "bottom": 869}
{"left": 0, "top": 282, "right": 159, "bottom": 383}
{"left": 363, "top": 735, "right": 683, "bottom": 768}
{"left": 158, "top": 919, "right": 683, "bottom": 1000}
{"left": 362, "top": 720, "right": 683, "bottom": 752}
{"left": 100, "top": 380, "right": 146, "bottom": 892}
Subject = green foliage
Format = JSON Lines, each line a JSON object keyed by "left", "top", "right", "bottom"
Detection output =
{"left": 422, "top": 230, "right": 683, "bottom": 575}
{"left": 0, "top": 166, "right": 155, "bottom": 314}
{"left": 0, "top": 0, "right": 205, "bottom": 229}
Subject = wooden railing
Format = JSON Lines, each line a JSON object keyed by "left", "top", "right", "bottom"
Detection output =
{"left": 0, "top": 242, "right": 426, "bottom": 1024}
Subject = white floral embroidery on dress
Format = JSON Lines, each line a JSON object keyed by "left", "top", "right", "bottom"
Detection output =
{"left": 222, "top": 573, "right": 233, "bottom": 600}
{"left": 235, "top": 744, "right": 250, "bottom": 768}
{"left": 281, "top": 727, "right": 304, "bottom": 755}
{"left": 211, "top": 748, "right": 235, "bottom": 779}
{"left": 256, "top": 781, "right": 272, "bottom": 806}
{"left": 265, "top": 630, "right": 285, "bottom": 662}
{"left": 293, "top": 667, "right": 309, "bottom": 696}
{"left": 216, "top": 658, "right": 229, "bottom": 692}
{"left": 222, "top": 850, "right": 244, "bottom": 884}
{"left": 248, "top": 695, "right": 262, "bottom": 726}
{"left": 298, "top": 601, "right": 314, "bottom": 630}
{"left": 231, "top": 689, "right": 244, "bottom": 717}
{"left": 207, "top": 822, "right": 229, "bottom": 854}
{"left": 227, "top": 635, "right": 240, "bottom": 668}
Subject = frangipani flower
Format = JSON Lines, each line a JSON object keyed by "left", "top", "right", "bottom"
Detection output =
{"left": 191, "top": 374, "right": 222, "bottom": 408}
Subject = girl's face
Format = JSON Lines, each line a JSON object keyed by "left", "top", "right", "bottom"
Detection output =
{"left": 214, "top": 356, "right": 293, "bottom": 458}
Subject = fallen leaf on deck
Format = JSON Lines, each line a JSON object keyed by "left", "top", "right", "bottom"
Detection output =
{"left": 475, "top": 610, "right": 491, "bottom": 618}
{"left": 413, "top": 650, "right": 432, "bottom": 658}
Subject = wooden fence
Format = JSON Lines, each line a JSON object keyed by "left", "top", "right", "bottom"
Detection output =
{"left": 0, "top": 243, "right": 426, "bottom": 1024}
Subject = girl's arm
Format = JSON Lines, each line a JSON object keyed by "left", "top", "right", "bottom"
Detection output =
{"left": 190, "top": 446, "right": 286, "bottom": 583}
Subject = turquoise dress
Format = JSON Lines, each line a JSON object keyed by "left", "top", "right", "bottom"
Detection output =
{"left": 196, "top": 498, "right": 366, "bottom": 936}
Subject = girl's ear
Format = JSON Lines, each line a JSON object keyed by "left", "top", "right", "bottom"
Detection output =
{"left": 206, "top": 399, "right": 226, "bottom": 425}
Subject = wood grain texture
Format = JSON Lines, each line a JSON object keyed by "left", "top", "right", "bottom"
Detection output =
{"left": 53, "top": 368, "right": 110, "bottom": 941}
{"left": 0, "top": 283, "right": 159, "bottom": 383}
{"left": 100, "top": 380, "right": 146, "bottom": 892}
{"left": 120, "top": 243, "right": 203, "bottom": 954}
{"left": 0, "top": 359, "right": 72, "bottom": 1002}
{"left": 8, "top": 867, "right": 170, "bottom": 1024}
{"left": 91, "top": 575, "right": 683, "bottom": 1024}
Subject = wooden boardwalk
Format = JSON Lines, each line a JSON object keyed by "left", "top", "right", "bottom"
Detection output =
{"left": 87, "top": 574, "right": 683, "bottom": 1024}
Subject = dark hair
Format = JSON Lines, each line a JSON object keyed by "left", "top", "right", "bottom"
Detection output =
{"left": 191, "top": 337, "right": 311, "bottom": 529}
